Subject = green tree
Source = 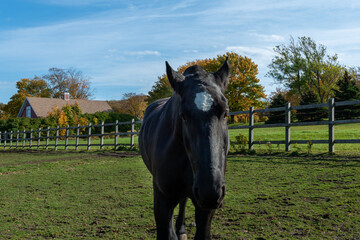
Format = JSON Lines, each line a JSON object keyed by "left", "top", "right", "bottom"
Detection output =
{"left": 266, "top": 93, "right": 295, "bottom": 124}
{"left": 267, "top": 36, "right": 344, "bottom": 102}
{"left": 334, "top": 71, "right": 360, "bottom": 119}
{"left": 3, "top": 77, "right": 51, "bottom": 118}
{"left": 146, "top": 74, "right": 173, "bottom": 105}
{"left": 296, "top": 91, "right": 327, "bottom": 122}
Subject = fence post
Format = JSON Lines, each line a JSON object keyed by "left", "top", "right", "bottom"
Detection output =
{"left": 328, "top": 98, "right": 335, "bottom": 153}
{"left": 65, "top": 125, "right": 69, "bottom": 150}
{"left": 16, "top": 131, "right": 19, "bottom": 148}
{"left": 55, "top": 126, "right": 59, "bottom": 150}
{"left": 114, "top": 120, "right": 118, "bottom": 150}
{"left": 29, "top": 129, "right": 33, "bottom": 148}
{"left": 100, "top": 121, "right": 104, "bottom": 150}
{"left": 46, "top": 127, "right": 50, "bottom": 150}
{"left": 76, "top": 124, "right": 80, "bottom": 151}
{"left": 131, "top": 119, "right": 135, "bottom": 149}
{"left": 87, "top": 123, "right": 92, "bottom": 150}
{"left": 248, "top": 107, "right": 254, "bottom": 150}
{"left": 38, "top": 128, "right": 41, "bottom": 149}
{"left": 23, "top": 130, "right": 26, "bottom": 149}
{"left": 285, "top": 102, "right": 291, "bottom": 151}
{"left": 10, "top": 131, "right": 13, "bottom": 148}
{"left": 3, "top": 131, "right": 7, "bottom": 149}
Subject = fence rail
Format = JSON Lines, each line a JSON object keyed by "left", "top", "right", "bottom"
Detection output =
{"left": 0, "top": 119, "right": 141, "bottom": 151}
{"left": 1, "top": 98, "right": 360, "bottom": 152}
{"left": 228, "top": 98, "right": 360, "bottom": 152}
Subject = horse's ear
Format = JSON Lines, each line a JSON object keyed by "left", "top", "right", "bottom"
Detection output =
{"left": 214, "top": 57, "right": 230, "bottom": 92}
{"left": 166, "top": 61, "right": 184, "bottom": 93}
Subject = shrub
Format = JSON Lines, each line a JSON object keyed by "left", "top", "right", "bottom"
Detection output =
{"left": 231, "top": 133, "right": 248, "bottom": 153}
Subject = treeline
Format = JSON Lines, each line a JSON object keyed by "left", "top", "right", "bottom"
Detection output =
{"left": 266, "top": 70, "right": 360, "bottom": 123}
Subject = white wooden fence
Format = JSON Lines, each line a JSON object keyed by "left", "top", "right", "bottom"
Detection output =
{"left": 1, "top": 98, "right": 360, "bottom": 153}
{"left": 0, "top": 119, "right": 141, "bottom": 151}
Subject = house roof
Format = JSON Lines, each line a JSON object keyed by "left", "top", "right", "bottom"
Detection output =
{"left": 18, "top": 97, "right": 113, "bottom": 118}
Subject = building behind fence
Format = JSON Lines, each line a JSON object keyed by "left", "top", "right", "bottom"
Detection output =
{"left": 1, "top": 98, "right": 360, "bottom": 153}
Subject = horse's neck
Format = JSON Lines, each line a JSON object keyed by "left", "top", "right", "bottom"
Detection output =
{"left": 164, "top": 94, "right": 182, "bottom": 131}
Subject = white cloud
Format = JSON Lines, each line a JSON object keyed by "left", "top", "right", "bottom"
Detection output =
{"left": 33, "top": 0, "right": 116, "bottom": 6}
{"left": 250, "top": 33, "right": 285, "bottom": 42}
{"left": 124, "top": 50, "right": 161, "bottom": 56}
{"left": 225, "top": 46, "right": 273, "bottom": 60}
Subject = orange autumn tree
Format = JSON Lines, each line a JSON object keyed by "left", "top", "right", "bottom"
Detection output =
{"left": 177, "top": 52, "right": 267, "bottom": 112}
{"left": 48, "top": 103, "right": 89, "bottom": 136}
{"left": 3, "top": 77, "right": 51, "bottom": 118}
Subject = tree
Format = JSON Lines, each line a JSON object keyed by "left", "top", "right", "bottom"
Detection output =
{"left": 334, "top": 71, "right": 360, "bottom": 119}
{"left": 0, "top": 103, "right": 10, "bottom": 120}
{"left": 349, "top": 66, "right": 360, "bottom": 87}
{"left": 267, "top": 36, "right": 344, "bottom": 103}
{"left": 3, "top": 77, "right": 51, "bottom": 118}
{"left": 43, "top": 67, "right": 93, "bottom": 99}
{"left": 48, "top": 103, "right": 89, "bottom": 135}
{"left": 147, "top": 74, "right": 173, "bottom": 105}
{"left": 108, "top": 93, "right": 148, "bottom": 119}
{"left": 179, "top": 52, "right": 267, "bottom": 112}
{"left": 266, "top": 93, "right": 295, "bottom": 124}
{"left": 296, "top": 91, "right": 327, "bottom": 122}
{"left": 268, "top": 88, "right": 301, "bottom": 107}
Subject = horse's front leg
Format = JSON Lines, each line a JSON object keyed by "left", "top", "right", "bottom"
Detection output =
{"left": 153, "top": 184, "right": 178, "bottom": 240}
{"left": 194, "top": 206, "right": 216, "bottom": 240}
{"left": 175, "top": 198, "right": 188, "bottom": 240}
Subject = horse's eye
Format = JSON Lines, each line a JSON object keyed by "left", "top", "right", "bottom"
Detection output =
{"left": 223, "top": 112, "right": 228, "bottom": 119}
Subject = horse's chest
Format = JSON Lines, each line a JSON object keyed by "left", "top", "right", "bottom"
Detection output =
{"left": 153, "top": 156, "right": 193, "bottom": 197}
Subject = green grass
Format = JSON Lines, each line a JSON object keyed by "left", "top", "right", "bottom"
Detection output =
{"left": 1, "top": 151, "right": 359, "bottom": 239}
{"left": 229, "top": 123, "right": 360, "bottom": 155}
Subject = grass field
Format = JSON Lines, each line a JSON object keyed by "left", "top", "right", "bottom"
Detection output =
{"left": 228, "top": 122, "right": 360, "bottom": 155}
{"left": 1, "top": 151, "right": 359, "bottom": 239}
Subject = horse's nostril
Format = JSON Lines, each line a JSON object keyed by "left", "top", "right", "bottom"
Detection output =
{"left": 219, "top": 185, "right": 226, "bottom": 202}
{"left": 221, "top": 185, "right": 226, "bottom": 197}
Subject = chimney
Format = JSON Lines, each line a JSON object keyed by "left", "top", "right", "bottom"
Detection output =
{"left": 64, "top": 92, "right": 70, "bottom": 101}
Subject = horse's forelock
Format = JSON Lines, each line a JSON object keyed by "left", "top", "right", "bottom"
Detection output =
{"left": 183, "top": 65, "right": 207, "bottom": 77}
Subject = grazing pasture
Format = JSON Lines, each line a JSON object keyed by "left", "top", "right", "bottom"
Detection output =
{"left": 1, "top": 151, "right": 359, "bottom": 239}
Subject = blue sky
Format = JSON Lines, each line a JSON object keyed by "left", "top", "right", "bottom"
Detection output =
{"left": 1, "top": 0, "right": 360, "bottom": 103}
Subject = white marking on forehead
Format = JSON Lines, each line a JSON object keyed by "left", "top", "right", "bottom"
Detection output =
{"left": 194, "top": 91, "right": 214, "bottom": 112}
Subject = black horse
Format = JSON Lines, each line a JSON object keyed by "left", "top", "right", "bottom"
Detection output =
{"left": 139, "top": 59, "right": 230, "bottom": 240}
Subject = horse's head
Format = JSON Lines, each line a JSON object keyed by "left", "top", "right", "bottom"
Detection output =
{"left": 166, "top": 59, "right": 230, "bottom": 209}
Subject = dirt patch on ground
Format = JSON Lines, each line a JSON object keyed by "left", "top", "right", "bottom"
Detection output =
{"left": 0, "top": 150, "right": 140, "bottom": 167}
{"left": 97, "top": 151, "right": 140, "bottom": 158}
{"left": 0, "top": 171, "right": 26, "bottom": 176}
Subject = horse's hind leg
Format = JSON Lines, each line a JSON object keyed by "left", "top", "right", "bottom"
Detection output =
{"left": 176, "top": 198, "right": 188, "bottom": 240}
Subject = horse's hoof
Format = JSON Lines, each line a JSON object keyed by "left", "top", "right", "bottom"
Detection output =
{"left": 178, "top": 234, "right": 187, "bottom": 240}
